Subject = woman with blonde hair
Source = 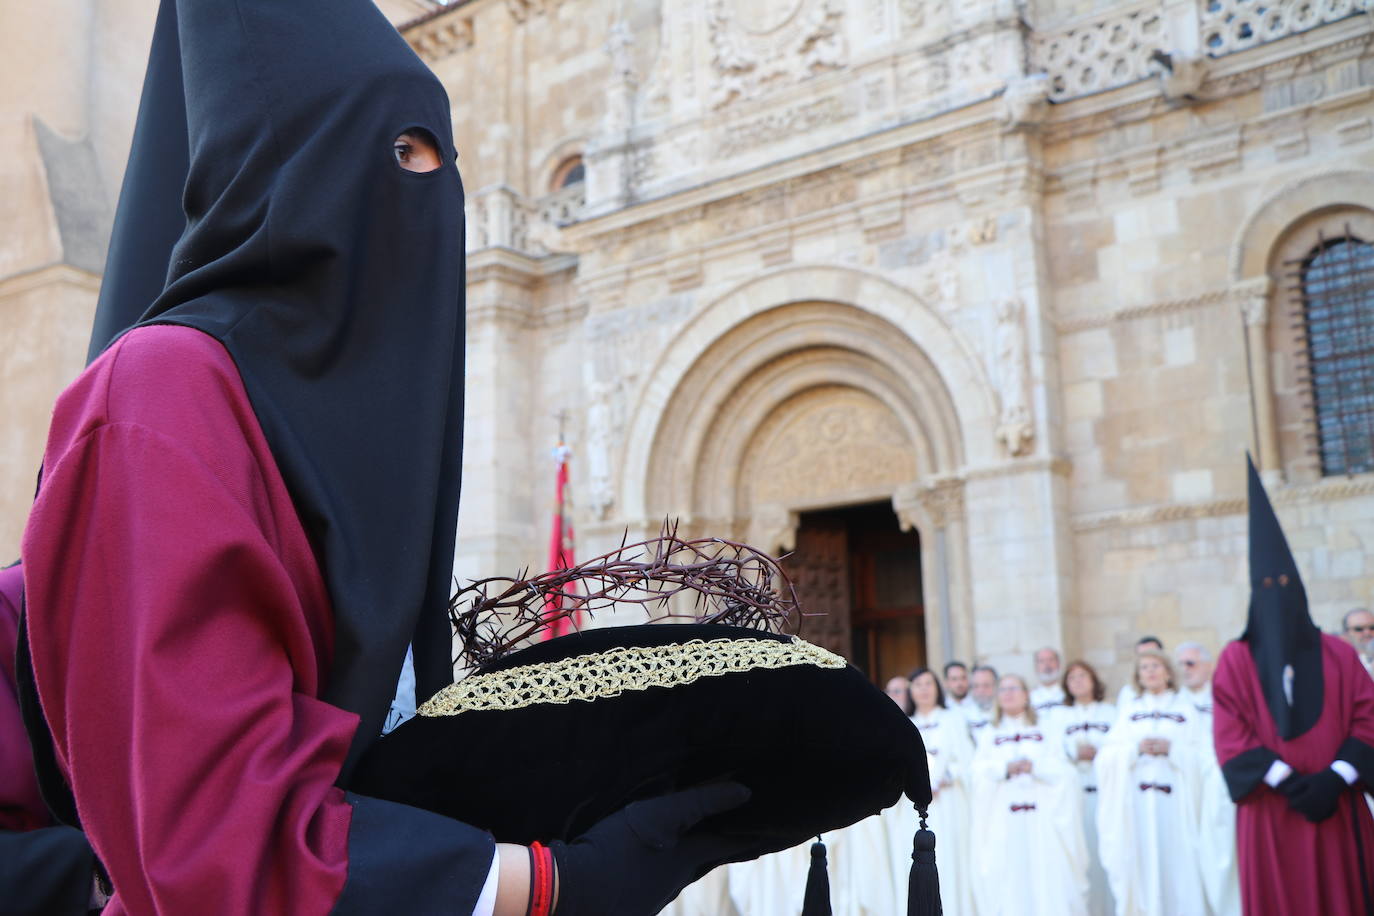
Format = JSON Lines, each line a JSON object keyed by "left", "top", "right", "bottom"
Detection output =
{"left": 1095, "top": 650, "right": 1208, "bottom": 916}
{"left": 970, "top": 674, "right": 1088, "bottom": 915}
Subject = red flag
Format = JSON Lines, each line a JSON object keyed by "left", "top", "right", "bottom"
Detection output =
{"left": 543, "top": 443, "right": 577, "bottom": 639}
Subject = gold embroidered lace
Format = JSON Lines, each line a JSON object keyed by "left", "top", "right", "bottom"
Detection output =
{"left": 417, "top": 636, "right": 846, "bottom": 718}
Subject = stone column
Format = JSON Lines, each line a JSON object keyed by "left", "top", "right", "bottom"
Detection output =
{"left": 895, "top": 476, "right": 971, "bottom": 671}
{"left": 1238, "top": 276, "right": 1282, "bottom": 483}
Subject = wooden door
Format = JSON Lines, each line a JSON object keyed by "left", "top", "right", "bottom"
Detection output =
{"left": 782, "top": 519, "right": 852, "bottom": 661}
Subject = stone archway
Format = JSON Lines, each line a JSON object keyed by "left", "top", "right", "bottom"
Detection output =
{"left": 632, "top": 285, "right": 984, "bottom": 667}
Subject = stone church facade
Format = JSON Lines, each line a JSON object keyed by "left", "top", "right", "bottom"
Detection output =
{"left": 3, "top": 0, "right": 1373, "bottom": 687}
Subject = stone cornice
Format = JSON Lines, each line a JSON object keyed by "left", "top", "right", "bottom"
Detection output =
{"left": 563, "top": 95, "right": 1006, "bottom": 243}
{"left": 0, "top": 262, "right": 100, "bottom": 299}
{"left": 1056, "top": 288, "right": 1238, "bottom": 333}
{"left": 1071, "top": 473, "right": 1374, "bottom": 532}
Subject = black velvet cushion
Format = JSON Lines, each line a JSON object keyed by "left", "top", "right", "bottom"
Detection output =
{"left": 350, "top": 624, "right": 930, "bottom": 863}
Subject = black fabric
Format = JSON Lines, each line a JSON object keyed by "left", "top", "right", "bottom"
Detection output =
{"left": 1220, "top": 744, "right": 1279, "bottom": 803}
{"left": 547, "top": 782, "right": 753, "bottom": 916}
{"left": 332, "top": 793, "right": 493, "bottom": 916}
{"left": 352, "top": 625, "right": 931, "bottom": 859}
{"left": 802, "top": 840, "right": 832, "bottom": 916}
{"left": 15, "top": 607, "right": 80, "bottom": 830}
{"left": 98, "top": 0, "right": 467, "bottom": 780}
{"left": 1283, "top": 768, "right": 1350, "bottom": 823}
{"left": 0, "top": 827, "right": 94, "bottom": 916}
{"left": 907, "top": 824, "right": 942, "bottom": 916}
{"left": 1241, "top": 457, "right": 1323, "bottom": 740}
{"left": 1340, "top": 737, "right": 1374, "bottom": 789}
{"left": 85, "top": 0, "right": 189, "bottom": 362}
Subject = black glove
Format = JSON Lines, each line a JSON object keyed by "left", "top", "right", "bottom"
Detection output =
{"left": 1283, "top": 768, "right": 1348, "bottom": 823}
{"left": 549, "top": 782, "right": 752, "bottom": 916}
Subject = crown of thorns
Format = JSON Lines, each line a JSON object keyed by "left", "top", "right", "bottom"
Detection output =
{"left": 449, "top": 524, "right": 803, "bottom": 669}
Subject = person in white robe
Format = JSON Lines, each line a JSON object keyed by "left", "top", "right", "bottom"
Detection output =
{"left": 904, "top": 667, "right": 976, "bottom": 916}
{"left": 1113, "top": 636, "right": 1164, "bottom": 707}
{"left": 1176, "top": 641, "right": 1240, "bottom": 916}
{"left": 659, "top": 867, "right": 738, "bottom": 916}
{"left": 1031, "top": 647, "right": 1067, "bottom": 715}
{"left": 943, "top": 661, "right": 975, "bottom": 712}
{"left": 1057, "top": 660, "right": 1116, "bottom": 916}
{"left": 965, "top": 664, "right": 998, "bottom": 741}
{"left": 971, "top": 674, "right": 1088, "bottom": 916}
{"left": 725, "top": 840, "right": 811, "bottom": 915}
{"left": 1095, "top": 649, "right": 1208, "bottom": 916}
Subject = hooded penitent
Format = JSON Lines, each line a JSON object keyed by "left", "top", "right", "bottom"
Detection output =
{"left": 84, "top": 0, "right": 467, "bottom": 779}
{"left": 1241, "top": 457, "right": 1323, "bottom": 740}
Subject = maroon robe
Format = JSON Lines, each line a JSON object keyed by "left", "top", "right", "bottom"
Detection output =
{"left": 21, "top": 326, "right": 492, "bottom": 915}
{"left": 1213, "top": 634, "right": 1374, "bottom": 915}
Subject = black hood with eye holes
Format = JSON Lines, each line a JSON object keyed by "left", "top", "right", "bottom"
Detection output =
{"left": 1241, "top": 457, "right": 1323, "bottom": 741}
{"left": 92, "top": 0, "right": 467, "bottom": 782}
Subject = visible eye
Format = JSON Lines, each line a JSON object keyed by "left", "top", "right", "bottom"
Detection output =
{"left": 392, "top": 129, "right": 443, "bottom": 173}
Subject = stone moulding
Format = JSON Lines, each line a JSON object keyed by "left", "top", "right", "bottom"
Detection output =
{"left": 1071, "top": 474, "right": 1374, "bottom": 532}
{"left": 1056, "top": 288, "right": 1236, "bottom": 334}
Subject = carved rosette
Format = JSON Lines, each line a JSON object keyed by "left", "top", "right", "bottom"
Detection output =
{"left": 706, "top": 0, "right": 848, "bottom": 109}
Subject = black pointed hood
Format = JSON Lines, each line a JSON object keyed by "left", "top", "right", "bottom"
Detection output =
{"left": 86, "top": 0, "right": 189, "bottom": 362}
{"left": 98, "top": 0, "right": 467, "bottom": 780}
{"left": 1241, "top": 457, "right": 1323, "bottom": 740}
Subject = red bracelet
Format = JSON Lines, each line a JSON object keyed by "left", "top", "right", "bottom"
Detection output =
{"left": 529, "top": 841, "right": 554, "bottom": 916}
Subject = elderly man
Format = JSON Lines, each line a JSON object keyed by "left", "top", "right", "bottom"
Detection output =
{"left": 965, "top": 665, "right": 998, "bottom": 737}
{"left": 1341, "top": 608, "right": 1374, "bottom": 678}
{"left": 1177, "top": 641, "right": 1216, "bottom": 714}
{"left": 1030, "top": 647, "right": 1066, "bottom": 713}
{"left": 943, "top": 661, "right": 973, "bottom": 710}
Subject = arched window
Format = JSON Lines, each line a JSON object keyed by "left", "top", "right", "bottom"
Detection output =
{"left": 550, "top": 155, "right": 585, "bottom": 191}
{"left": 1291, "top": 229, "right": 1374, "bottom": 476}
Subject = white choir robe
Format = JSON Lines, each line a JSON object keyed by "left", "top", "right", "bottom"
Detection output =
{"left": 906, "top": 706, "right": 977, "bottom": 916}
{"left": 1185, "top": 683, "right": 1241, "bottom": 916}
{"left": 965, "top": 705, "right": 993, "bottom": 744}
{"left": 971, "top": 715, "right": 1089, "bottom": 916}
{"left": 1057, "top": 701, "right": 1116, "bottom": 916}
{"left": 659, "top": 866, "right": 738, "bottom": 916}
{"left": 1095, "top": 689, "right": 1209, "bottom": 916}
{"left": 1031, "top": 683, "right": 1067, "bottom": 715}
{"left": 725, "top": 840, "right": 810, "bottom": 915}
{"left": 830, "top": 812, "right": 898, "bottom": 916}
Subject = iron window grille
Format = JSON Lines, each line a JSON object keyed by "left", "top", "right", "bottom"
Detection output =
{"left": 1285, "top": 227, "right": 1374, "bottom": 477}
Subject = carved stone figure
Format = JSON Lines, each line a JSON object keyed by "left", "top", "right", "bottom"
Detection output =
{"left": 1000, "top": 73, "right": 1051, "bottom": 133}
{"left": 994, "top": 298, "right": 1034, "bottom": 457}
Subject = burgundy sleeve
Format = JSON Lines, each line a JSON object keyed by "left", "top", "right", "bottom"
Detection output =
{"left": 1334, "top": 638, "right": 1374, "bottom": 788}
{"left": 1212, "top": 643, "right": 1278, "bottom": 803}
{"left": 21, "top": 330, "right": 492, "bottom": 915}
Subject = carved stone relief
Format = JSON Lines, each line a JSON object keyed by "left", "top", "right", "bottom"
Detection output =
{"left": 740, "top": 387, "right": 918, "bottom": 511}
{"left": 706, "top": 0, "right": 848, "bottom": 109}
{"left": 993, "top": 298, "right": 1034, "bottom": 457}
{"left": 584, "top": 378, "right": 630, "bottom": 519}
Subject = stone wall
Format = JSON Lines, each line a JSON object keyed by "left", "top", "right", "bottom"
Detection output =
{"left": 1, "top": 0, "right": 1370, "bottom": 694}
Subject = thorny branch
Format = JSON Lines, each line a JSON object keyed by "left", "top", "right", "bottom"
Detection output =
{"left": 449, "top": 522, "right": 802, "bottom": 669}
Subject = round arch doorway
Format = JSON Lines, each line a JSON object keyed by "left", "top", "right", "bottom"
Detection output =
{"left": 784, "top": 501, "right": 924, "bottom": 687}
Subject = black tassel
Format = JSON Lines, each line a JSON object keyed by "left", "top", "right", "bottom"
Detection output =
{"left": 800, "top": 836, "right": 832, "bottom": 916}
{"left": 908, "top": 805, "right": 942, "bottom": 916}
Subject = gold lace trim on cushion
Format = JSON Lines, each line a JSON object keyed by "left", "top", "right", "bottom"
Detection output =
{"left": 417, "top": 636, "right": 846, "bottom": 718}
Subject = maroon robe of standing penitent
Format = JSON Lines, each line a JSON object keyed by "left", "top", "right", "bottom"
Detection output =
{"left": 1212, "top": 460, "right": 1374, "bottom": 916}
{"left": 1214, "top": 635, "right": 1374, "bottom": 914}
